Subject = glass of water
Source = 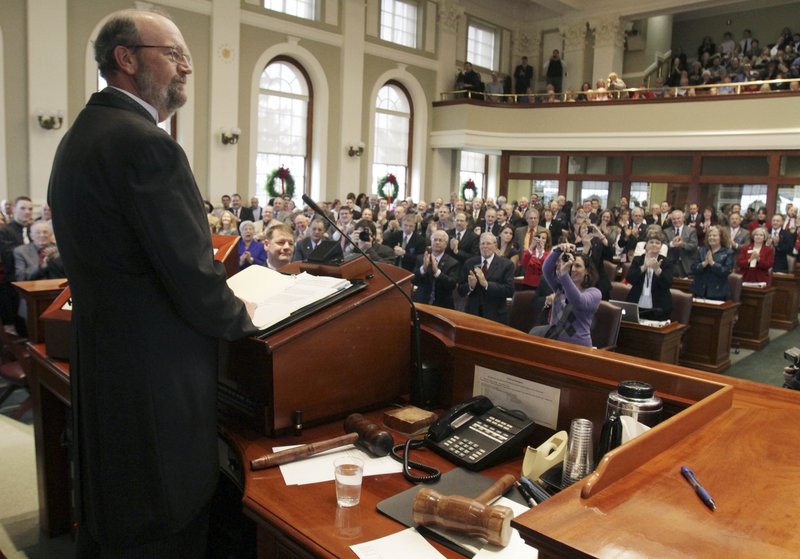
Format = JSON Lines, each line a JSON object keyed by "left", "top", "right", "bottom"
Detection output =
{"left": 334, "top": 456, "right": 364, "bottom": 507}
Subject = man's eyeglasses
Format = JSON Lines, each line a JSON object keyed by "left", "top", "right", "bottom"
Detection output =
{"left": 131, "top": 45, "right": 191, "bottom": 67}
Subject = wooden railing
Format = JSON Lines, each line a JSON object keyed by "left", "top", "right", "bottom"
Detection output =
{"left": 439, "top": 77, "right": 800, "bottom": 104}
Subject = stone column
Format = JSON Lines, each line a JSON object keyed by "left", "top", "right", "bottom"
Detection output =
{"left": 207, "top": 0, "right": 241, "bottom": 202}
{"left": 429, "top": 0, "right": 463, "bottom": 202}
{"left": 27, "top": 0, "right": 67, "bottom": 203}
{"left": 337, "top": 0, "right": 367, "bottom": 200}
{"left": 591, "top": 17, "right": 626, "bottom": 84}
{"left": 561, "top": 22, "right": 588, "bottom": 93}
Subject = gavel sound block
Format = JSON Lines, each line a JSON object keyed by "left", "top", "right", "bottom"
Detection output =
{"left": 411, "top": 474, "right": 516, "bottom": 547}
{"left": 250, "top": 413, "right": 393, "bottom": 470}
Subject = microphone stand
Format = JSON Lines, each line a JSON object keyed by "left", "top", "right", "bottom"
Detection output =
{"left": 302, "top": 194, "right": 427, "bottom": 407}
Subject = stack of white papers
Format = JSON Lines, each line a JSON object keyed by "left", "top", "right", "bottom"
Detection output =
{"left": 742, "top": 281, "right": 768, "bottom": 288}
{"left": 692, "top": 298, "right": 725, "bottom": 305}
{"left": 227, "top": 266, "right": 351, "bottom": 329}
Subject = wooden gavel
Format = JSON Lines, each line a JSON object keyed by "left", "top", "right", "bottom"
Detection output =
{"left": 250, "top": 413, "right": 393, "bottom": 470}
{"left": 412, "top": 474, "right": 517, "bottom": 547}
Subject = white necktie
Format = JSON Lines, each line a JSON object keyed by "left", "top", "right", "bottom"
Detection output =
{"left": 22, "top": 226, "right": 29, "bottom": 245}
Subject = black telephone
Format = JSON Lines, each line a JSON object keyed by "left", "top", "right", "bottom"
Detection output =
{"left": 426, "top": 395, "right": 536, "bottom": 471}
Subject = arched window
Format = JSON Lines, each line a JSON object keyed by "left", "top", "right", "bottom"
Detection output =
{"left": 257, "top": 58, "right": 311, "bottom": 206}
{"left": 373, "top": 82, "right": 412, "bottom": 200}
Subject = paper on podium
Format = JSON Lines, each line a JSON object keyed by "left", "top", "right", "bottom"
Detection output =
{"left": 226, "top": 266, "right": 351, "bottom": 329}
{"left": 273, "top": 444, "right": 402, "bottom": 485}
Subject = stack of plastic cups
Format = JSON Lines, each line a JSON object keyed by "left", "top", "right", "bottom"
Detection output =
{"left": 561, "top": 418, "right": 594, "bottom": 488}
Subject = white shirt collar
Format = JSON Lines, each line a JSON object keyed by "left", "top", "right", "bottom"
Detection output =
{"left": 108, "top": 86, "right": 159, "bottom": 123}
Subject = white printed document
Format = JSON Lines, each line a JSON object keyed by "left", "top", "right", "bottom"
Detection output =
{"left": 226, "top": 266, "right": 351, "bottom": 329}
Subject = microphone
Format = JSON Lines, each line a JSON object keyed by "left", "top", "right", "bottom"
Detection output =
{"left": 302, "top": 194, "right": 427, "bottom": 407}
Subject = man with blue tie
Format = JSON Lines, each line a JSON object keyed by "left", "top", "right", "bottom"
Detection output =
{"left": 458, "top": 233, "right": 515, "bottom": 324}
{"left": 412, "top": 230, "right": 459, "bottom": 309}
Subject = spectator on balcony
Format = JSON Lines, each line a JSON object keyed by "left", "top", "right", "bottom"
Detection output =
{"left": 741, "top": 29, "right": 755, "bottom": 58}
{"left": 666, "top": 57, "right": 684, "bottom": 87}
{"left": 576, "top": 81, "right": 591, "bottom": 101}
{"left": 698, "top": 36, "right": 716, "bottom": 59}
{"left": 513, "top": 56, "right": 534, "bottom": 102}
{"left": 543, "top": 49, "right": 567, "bottom": 93}
{"left": 456, "top": 62, "right": 484, "bottom": 99}
{"left": 485, "top": 71, "right": 504, "bottom": 102}
{"left": 720, "top": 32, "right": 737, "bottom": 57}
{"left": 607, "top": 72, "right": 628, "bottom": 98}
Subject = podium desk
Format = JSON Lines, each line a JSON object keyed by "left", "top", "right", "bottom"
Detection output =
{"left": 732, "top": 286, "right": 775, "bottom": 350}
{"left": 770, "top": 272, "right": 800, "bottom": 330}
{"left": 12, "top": 279, "right": 66, "bottom": 343}
{"left": 616, "top": 321, "right": 688, "bottom": 364}
{"left": 26, "top": 343, "right": 71, "bottom": 537}
{"left": 27, "top": 307, "right": 800, "bottom": 558}
{"left": 679, "top": 300, "right": 739, "bottom": 374}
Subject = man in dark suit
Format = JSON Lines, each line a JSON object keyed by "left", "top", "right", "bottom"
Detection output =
{"left": 475, "top": 207, "right": 501, "bottom": 237}
{"left": 412, "top": 230, "right": 459, "bottom": 308}
{"left": 383, "top": 214, "right": 425, "bottom": 271}
{"left": 457, "top": 233, "right": 516, "bottom": 324}
{"left": 47, "top": 9, "right": 257, "bottom": 557}
{"left": 230, "top": 193, "right": 254, "bottom": 223}
{"left": 0, "top": 196, "right": 33, "bottom": 331}
{"left": 513, "top": 56, "right": 534, "bottom": 99}
{"left": 768, "top": 214, "right": 796, "bottom": 272}
{"left": 293, "top": 218, "right": 327, "bottom": 261}
{"left": 446, "top": 211, "right": 480, "bottom": 273}
{"left": 664, "top": 210, "right": 698, "bottom": 277}
{"left": 514, "top": 208, "right": 545, "bottom": 252}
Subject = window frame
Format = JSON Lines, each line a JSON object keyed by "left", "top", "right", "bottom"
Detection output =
{"left": 372, "top": 80, "right": 414, "bottom": 200}
{"left": 466, "top": 18, "right": 499, "bottom": 71}
{"left": 379, "top": 0, "right": 420, "bottom": 49}
{"left": 256, "top": 56, "right": 314, "bottom": 203}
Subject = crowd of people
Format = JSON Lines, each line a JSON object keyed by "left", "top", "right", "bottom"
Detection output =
{"left": 209, "top": 188, "right": 800, "bottom": 348}
{"left": 453, "top": 24, "right": 800, "bottom": 103}
{"left": 0, "top": 197, "right": 63, "bottom": 336}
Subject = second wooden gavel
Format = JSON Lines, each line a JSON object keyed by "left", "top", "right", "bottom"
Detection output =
{"left": 411, "top": 474, "right": 517, "bottom": 547}
{"left": 250, "top": 413, "right": 393, "bottom": 470}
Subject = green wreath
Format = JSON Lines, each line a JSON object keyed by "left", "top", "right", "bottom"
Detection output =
{"left": 461, "top": 179, "right": 478, "bottom": 201}
{"left": 266, "top": 166, "right": 295, "bottom": 199}
{"left": 377, "top": 174, "right": 399, "bottom": 203}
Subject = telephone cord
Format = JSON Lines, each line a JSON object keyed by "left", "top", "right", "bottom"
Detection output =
{"left": 390, "top": 437, "right": 441, "bottom": 484}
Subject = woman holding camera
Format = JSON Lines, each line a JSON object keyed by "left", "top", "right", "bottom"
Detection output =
{"left": 691, "top": 225, "right": 734, "bottom": 300}
{"left": 575, "top": 221, "right": 612, "bottom": 300}
{"left": 625, "top": 232, "right": 673, "bottom": 320}
{"left": 530, "top": 243, "right": 601, "bottom": 347}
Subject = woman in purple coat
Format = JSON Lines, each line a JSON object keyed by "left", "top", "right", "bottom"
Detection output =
{"left": 530, "top": 243, "right": 601, "bottom": 347}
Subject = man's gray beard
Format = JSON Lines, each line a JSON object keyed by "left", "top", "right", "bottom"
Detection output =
{"left": 134, "top": 65, "right": 186, "bottom": 118}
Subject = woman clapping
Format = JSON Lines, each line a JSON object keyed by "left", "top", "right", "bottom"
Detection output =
{"left": 691, "top": 226, "right": 734, "bottom": 300}
{"left": 737, "top": 227, "right": 774, "bottom": 284}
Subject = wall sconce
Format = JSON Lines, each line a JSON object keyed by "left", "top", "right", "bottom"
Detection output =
{"left": 37, "top": 111, "right": 64, "bottom": 130}
{"left": 221, "top": 127, "right": 241, "bottom": 145}
{"left": 347, "top": 142, "right": 365, "bottom": 157}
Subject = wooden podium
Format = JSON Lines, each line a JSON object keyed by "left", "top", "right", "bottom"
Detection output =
{"left": 732, "top": 285, "right": 775, "bottom": 350}
{"left": 770, "top": 272, "right": 800, "bottom": 330}
{"left": 220, "top": 259, "right": 413, "bottom": 435}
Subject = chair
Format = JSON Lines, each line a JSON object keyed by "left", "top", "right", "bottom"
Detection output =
{"left": 603, "top": 260, "right": 619, "bottom": 282}
{"left": 670, "top": 289, "right": 693, "bottom": 326}
{"left": 610, "top": 281, "right": 631, "bottom": 302}
{"left": 0, "top": 330, "right": 32, "bottom": 420}
{"left": 509, "top": 290, "right": 540, "bottom": 333}
{"left": 591, "top": 301, "right": 623, "bottom": 351}
{"left": 728, "top": 272, "right": 742, "bottom": 303}
{"left": 620, "top": 261, "right": 632, "bottom": 281}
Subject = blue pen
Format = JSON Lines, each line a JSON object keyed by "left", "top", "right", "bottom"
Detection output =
{"left": 681, "top": 466, "right": 717, "bottom": 511}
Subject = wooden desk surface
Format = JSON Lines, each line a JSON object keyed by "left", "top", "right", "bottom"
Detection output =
{"left": 224, "top": 411, "right": 522, "bottom": 559}
{"left": 512, "top": 380, "right": 800, "bottom": 558}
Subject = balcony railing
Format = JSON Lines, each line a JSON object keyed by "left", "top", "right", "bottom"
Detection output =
{"left": 438, "top": 77, "right": 800, "bottom": 104}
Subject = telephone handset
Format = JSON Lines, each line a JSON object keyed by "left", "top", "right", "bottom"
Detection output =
{"left": 426, "top": 395, "right": 536, "bottom": 471}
